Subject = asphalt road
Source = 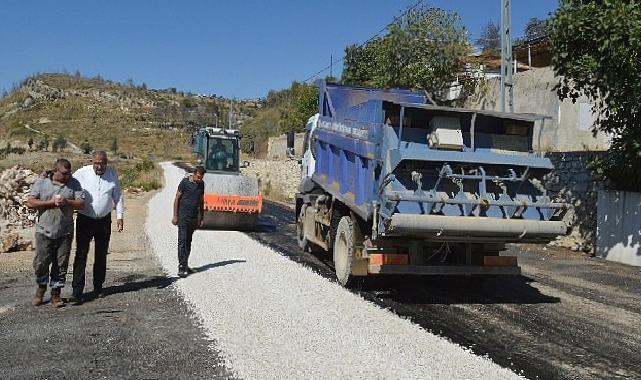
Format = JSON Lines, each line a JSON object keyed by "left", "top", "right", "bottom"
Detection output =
{"left": 0, "top": 268, "right": 235, "bottom": 380}
{"left": 248, "top": 201, "right": 641, "bottom": 380}
{"left": 0, "top": 193, "right": 236, "bottom": 380}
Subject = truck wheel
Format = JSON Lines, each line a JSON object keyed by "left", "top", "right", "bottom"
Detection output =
{"left": 334, "top": 216, "right": 356, "bottom": 287}
{"left": 296, "top": 205, "right": 310, "bottom": 251}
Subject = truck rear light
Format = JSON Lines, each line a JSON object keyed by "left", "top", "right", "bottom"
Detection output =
{"left": 369, "top": 253, "right": 409, "bottom": 265}
{"left": 483, "top": 256, "right": 517, "bottom": 267}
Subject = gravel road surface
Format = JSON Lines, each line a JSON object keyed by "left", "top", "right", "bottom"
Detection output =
{"left": 147, "top": 163, "right": 523, "bottom": 379}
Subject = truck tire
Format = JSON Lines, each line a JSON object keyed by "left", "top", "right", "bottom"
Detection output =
{"left": 333, "top": 216, "right": 356, "bottom": 287}
{"left": 296, "top": 205, "right": 311, "bottom": 251}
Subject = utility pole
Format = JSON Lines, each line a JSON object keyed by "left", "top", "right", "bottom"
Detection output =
{"left": 500, "top": 0, "right": 513, "bottom": 112}
{"left": 330, "top": 54, "right": 333, "bottom": 79}
{"left": 228, "top": 99, "right": 233, "bottom": 129}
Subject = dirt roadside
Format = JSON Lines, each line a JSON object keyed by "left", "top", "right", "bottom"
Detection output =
{"left": 0, "top": 192, "right": 236, "bottom": 380}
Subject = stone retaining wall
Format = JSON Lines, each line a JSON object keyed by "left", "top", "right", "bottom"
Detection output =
{"left": 267, "top": 133, "right": 305, "bottom": 160}
{"left": 544, "top": 151, "right": 606, "bottom": 251}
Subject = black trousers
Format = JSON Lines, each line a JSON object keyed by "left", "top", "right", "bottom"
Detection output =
{"left": 178, "top": 219, "right": 198, "bottom": 268}
{"left": 72, "top": 213, "right": 111, "bottom": 296}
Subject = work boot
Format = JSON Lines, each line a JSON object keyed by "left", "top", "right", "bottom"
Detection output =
{"left": 31, "top": 285, "right": 47, "bottom": 306}
{"left": 50, "top": 289, "right": 65, "bottom": 308}
{"left": 178, "top": 266, "right": 189, "bottom": 278}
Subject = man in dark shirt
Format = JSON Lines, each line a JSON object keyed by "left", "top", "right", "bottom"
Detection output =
{"left": 172, "top": 166, "right": 206, "bottom": 277}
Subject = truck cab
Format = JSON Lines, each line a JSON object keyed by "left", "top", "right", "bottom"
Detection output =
{"left": 300, "top": 114, "right": 319, "bottom": 182}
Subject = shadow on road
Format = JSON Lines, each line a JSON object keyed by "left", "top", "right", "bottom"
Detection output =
{"left": 358, "top": 275, "right": 560, "bottom": 305}
{"left": 190, "top": 259, "right": 247, "bottom": 273}
{"left": 103, "top": 276, "right": 176, "bottom": 296}
{"left": 80, "top": 259, "right": 247, "bottom": 303}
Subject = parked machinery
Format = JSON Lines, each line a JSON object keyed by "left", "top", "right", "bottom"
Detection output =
{"left": 192, "top": 127, "right": 262, "bottom": 229}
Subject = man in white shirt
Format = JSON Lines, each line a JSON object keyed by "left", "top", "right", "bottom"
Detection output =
{"left": 70, "top": 150, "right": 124, "bottom": 304}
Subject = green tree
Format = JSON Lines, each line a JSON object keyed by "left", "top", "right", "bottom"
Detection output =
{"left": 549, "top": 0, "right": 641, "bottom": 191}
{"left": 52, "top": 136, "right": 67, "bottom": 152}
{"left": 342, "top": 40, "right": 383, "bottom": 87}
{"left": 280, "top": 82, "right": 318, "bottom": 134}
{"left": 341, "top": 5, "right": 470, "bottom": 100}
{"left": 239, "top": 82, "right": 318, "bottom": 154}
{"left": 524, "top": 17, "right": 548, "bottom": 41}
{"left": 476, "top": 20, "right": 500, "bottom": 53}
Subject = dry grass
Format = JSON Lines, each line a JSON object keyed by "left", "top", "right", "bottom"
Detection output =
{"left": 0, "top": 101, "right": 195, "bottom": 161}
{"left": 0, "top": 151, "right": 91, "bottom": 173}
{"left": 0, "top": 73, "right": 260, "bottom": 162}
{"left": 0, "top": 73, "right": 266, "bottom": 192}
{"left": 118, "top": 160, "right": 162, "bottom": 191}
{"left": 0, "top": 150, "right": 162, "bottom": 191}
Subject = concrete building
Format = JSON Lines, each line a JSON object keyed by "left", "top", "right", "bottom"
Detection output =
{"left": 464, "top": 66, "right": 611, "bottom": 152}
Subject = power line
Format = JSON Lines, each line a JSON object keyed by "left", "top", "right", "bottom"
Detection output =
{"left": 301, "top": 0, "right": 425, "bottom": 83}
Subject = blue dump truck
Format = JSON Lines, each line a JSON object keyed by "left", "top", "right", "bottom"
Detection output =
{"left": 296, "top": 81, "right": 568, "bottom": 286}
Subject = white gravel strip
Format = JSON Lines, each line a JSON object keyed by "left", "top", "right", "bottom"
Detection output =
{"left": 146, "top": 162, "right": 523, "bottom": 380}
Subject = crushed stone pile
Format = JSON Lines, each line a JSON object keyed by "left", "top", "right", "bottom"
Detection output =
{"left": 0, "top": 166, "right": 38, "bottom": 252}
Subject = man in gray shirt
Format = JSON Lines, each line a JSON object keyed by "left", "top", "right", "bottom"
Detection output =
{"left": 27, "top": 159, "right": 85, "bottom": 308}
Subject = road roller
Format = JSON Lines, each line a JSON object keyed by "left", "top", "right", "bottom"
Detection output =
{"left": 192, "top": 127, "right": 262, "bottom": 229}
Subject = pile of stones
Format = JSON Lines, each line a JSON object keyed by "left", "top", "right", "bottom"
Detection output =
{"left": 0, "top": 166, "right": 38, "bottom": 253}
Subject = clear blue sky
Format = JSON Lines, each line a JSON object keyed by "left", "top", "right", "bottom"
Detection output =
{"left": 0, "top": 0, "right": 558, "bottom": 99}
